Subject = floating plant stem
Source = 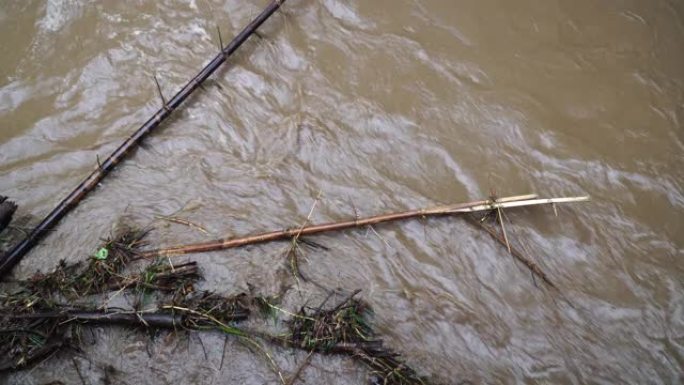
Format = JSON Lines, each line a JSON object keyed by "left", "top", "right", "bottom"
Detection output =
{"left": 142, "top": 194, "right": 589, "bottom": 258}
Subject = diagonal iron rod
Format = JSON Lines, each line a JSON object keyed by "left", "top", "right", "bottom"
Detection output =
{"left": 141, "top": 195, "right": 589, "bottom": 258}
{"left": 0, "top": 0, "right": 288, "bottom": 279}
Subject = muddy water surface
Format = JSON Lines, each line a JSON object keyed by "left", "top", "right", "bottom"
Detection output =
{"left": 1, "top": 0, "right": 683, "bottom": 384}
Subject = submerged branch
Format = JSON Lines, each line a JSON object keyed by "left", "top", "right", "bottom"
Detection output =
{"left": 467, "top": 216, "right": 558, "bottom": 289}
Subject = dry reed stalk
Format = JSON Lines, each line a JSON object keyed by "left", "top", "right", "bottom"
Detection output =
{"left": 142, "top": 195, "right": 589, "bottom": 258}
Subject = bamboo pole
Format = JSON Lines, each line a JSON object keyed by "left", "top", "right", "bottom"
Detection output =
{"left": 141, "top": 195, "right": 589, "bottom": 258}
{"left": 0, "top": 0, "right": 287, "bottom": 279}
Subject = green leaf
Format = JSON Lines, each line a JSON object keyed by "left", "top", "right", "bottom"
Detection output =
{"left": 94, "top": 248, "right": 109, "bottom": 260}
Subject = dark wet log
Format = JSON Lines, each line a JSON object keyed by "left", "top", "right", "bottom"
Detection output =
{"left": 7, "top": 309, "right": 248, "bottom": 328}
{"left": 65, "top": 311, "right": 186, "bottom": 328}
{"left": 0, "top": 196, "right": 17, "bottom": 233}
{"left": 0, "top": 306, "right": 251, "bottom": 372}
{"left": 0, "top": 0, "right": 288, "bottom": 279}
{"left": 8, "top": 310, "right": 184, "bottom": 328}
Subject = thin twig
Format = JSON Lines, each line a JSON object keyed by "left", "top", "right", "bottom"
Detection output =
{"left": 155, "top": 215, "right": 210, "bottom": 235}
{"left": 467, "top": 215, "right": 557, "bottom": 290}
{"left": 219, "top": 334, "right": 228, "bottom": 371}
{"left": 288, "top": 191, "right": 322, "bottom": 284}
{"left": 72, "top": 357, "right": 86, "bottom": 385}
{"left": 285, "top": 351, "right": 313, "bottom": 385}
{"left": 496, "top": 205, "right": 511, "bottom": 254}
{"left": 368, "top": 224, "right": 393, "bottom": 249}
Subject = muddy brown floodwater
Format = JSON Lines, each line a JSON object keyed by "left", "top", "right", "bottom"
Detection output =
{"left": 1, "top": 0, "right": 683, "bottom": 384}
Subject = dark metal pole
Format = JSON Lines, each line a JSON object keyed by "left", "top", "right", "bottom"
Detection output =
{"left": 0, "top": 0, "right": 287, "bottom": 279}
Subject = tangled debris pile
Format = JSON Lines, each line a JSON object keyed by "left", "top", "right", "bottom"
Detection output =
{"left": 0, "top": 229, "right": 245, "bottom": 371}
{"left": 0, "top": 228, "right": 433, "bottom": 384}
{"left": 1, "top": 193, "right": 590, "bottom": 383}
{"left": 287, "top": 293, "right": 429, "bottom": 385}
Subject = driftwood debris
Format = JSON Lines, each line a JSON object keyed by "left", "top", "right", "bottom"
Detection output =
{"left": 0, "top": 297, "right": 250, "bottom": 371}
{"left": 0, "top": 230, "right": 431, "bottom": 384}
{"left": 0, "top": 187, "right": 590, "bottom": 383}
{"left": 0, "top": 0, "right": 288, "bottom": 279}
{"left": 0, "top": 229, "right": 249, "bottom": 371}
{"left": 265, "top": 291, "right": 430, "bottom": 385}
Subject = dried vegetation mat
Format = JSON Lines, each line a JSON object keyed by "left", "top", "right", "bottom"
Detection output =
{"left": 0, "top": 228, "right": 435, "bottom": 384}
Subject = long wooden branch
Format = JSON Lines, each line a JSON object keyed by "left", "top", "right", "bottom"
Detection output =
{"left": 7, "top": 310, "right": 186, "bottom": 328}
{"left": 0, "top": 0, "right": 287, "bottom": 279}
{"left": 6, "top": 307, "right": 249, "bottom": 328}
{"left": 141, "top": 194, "right": 589, "bottom": 258}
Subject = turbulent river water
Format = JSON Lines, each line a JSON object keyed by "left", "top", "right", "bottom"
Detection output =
{"left": 1, "top": 0, "right": 683, "bottom": 384}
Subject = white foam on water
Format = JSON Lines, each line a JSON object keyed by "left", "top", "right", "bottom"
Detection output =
{"left": 38, "top": 0, "right": 85, "bottom": 32}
